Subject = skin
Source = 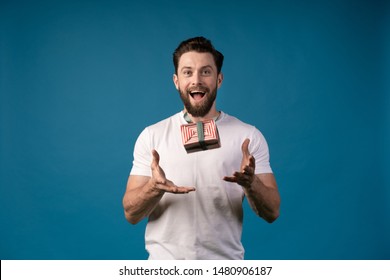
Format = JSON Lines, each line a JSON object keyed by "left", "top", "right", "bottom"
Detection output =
{"left": 123, "top": 51, "right": 280, "bottom": 225}
{"left": 174, "top": 51, "right": 223, "bottom": 122}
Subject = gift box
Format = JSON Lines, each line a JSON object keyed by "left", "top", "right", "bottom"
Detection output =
{"left": 181, "top": 119, "right": 220, "bottom": 153}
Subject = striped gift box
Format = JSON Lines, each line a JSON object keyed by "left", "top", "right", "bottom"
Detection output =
{"left": 180, "top": 119, "right": 220, "bottom": 153}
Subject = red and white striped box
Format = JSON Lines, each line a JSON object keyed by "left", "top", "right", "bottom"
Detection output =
{"left": 180, "top": 119, "right": 220, "bottom": 153}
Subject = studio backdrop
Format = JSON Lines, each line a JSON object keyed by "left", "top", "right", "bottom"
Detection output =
{"left": 1, "top": 0, "right": 389, "bottom": 259}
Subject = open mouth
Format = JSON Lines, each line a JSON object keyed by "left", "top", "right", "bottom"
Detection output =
{"left": 188, "top": 86, "right": 208, "bottom": 101}
{"left": 189, "top": 91, "right": 206, "bottom": 101}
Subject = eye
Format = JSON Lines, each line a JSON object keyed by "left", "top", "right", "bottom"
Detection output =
{"left": 183, "top": 70, "right": 192, "bottom": 76}
{"left": 201, "top": 69, "right": 212, "bottom": 76}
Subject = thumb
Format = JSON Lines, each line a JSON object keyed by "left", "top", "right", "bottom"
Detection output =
{"left": 151, "top": 149, "right": 160, "bottom": 168}
{"left": 241, "top": 138, "right": 251, "bottom": 157}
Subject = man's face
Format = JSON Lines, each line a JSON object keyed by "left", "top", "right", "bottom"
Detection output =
{"left": 173, "top": 51, "right": 223, "bottom": 117}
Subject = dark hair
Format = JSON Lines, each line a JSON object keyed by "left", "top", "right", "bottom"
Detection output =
{"left": 173, "top": 36, "right": 224, "bottom": 74}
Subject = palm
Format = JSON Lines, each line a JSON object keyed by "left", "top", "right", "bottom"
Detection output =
{"left": 151, "top": 149, "right": 195, "bottom": 193}
{"left": 151, "top": 150, "right": 168, "bottom": 185}
{"left": 241, "top": 138, "right": 255, "bottom": 174}
{"left": 223, "top": 139, "right": 255, "bottom": 187}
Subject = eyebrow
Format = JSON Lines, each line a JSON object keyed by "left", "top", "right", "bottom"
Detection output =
{"left": 180, "top": 65, "right": 214, "bottom": 71}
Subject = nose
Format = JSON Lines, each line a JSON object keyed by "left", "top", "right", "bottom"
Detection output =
{"left": 191, "top": 71, "right": 203, "bottom": 86}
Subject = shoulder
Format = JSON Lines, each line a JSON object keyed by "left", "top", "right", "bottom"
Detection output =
{"left": 141, "top": 112, "right": 183, "bottom": 136}
{"left": 218, "top": 112, "right": 268, "bottom": 150}
{"left": 219, "top": 112, "right": 259, "bottom": 134}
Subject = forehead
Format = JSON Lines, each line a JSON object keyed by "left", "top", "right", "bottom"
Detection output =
{"left": 178, "top": 51, "right": 216, "bottom": 69}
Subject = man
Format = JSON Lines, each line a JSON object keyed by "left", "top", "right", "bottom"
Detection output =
{"left": 122, "top": 37, "right": 280, "bottom": 260}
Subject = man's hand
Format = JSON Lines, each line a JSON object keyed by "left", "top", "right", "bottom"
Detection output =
{"left": 223, "top": 139, "right": 280, "bottom": 222}
{"left": 122, "top": 150, "right": 195, "bottom": 225}
{"left": 223, "top": 138, "right": 255, "bottom": 188}
{"left": 151, "top": 149, "right": 196, "bottom": 194}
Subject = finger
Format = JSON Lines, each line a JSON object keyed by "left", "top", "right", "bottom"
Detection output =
{"left": 151, "top": 149, "right": 162, "bottom": 172}
{"left": 242, "top": 165, "right": 255, "bottom": 176}
{"left": 224, "top": 173, "right": 251, "bottom": 182}
{"left": 235, "top": 171, "right": 252, "bottom": 179}
{"left": 223, "top": 176, "right": 238, "bottom": 183}
{"left": 150, "top": 149, "right": 167, "bottom": 185}
{"left": 172, "top": 186, "right": 196, "bottom": 193}
{"left": 248, "top": 155, "right": 256, "bottom": 169}
{"left": 241, "top": 138, "right": 251, "bottom": 158}
{"left": 224, "top": 174, "right": 252, "bottom": 188}
{"left": 237, "top": 168, "right": 255, "bottom": 180}
{"left": 158, "top": 185, "right": 196, "bottom": 194}
{"left": 152, "top": 149, "right": 160, "bottom": 165}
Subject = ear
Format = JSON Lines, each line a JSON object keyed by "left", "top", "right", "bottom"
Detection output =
{"left": 173, "top": 74, "right": 179, "bottom": 90}
{"left": 217, "top": 72, "right": 224, "bottom": 89}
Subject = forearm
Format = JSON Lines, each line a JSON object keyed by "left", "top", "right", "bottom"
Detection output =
{"left": 243, "top": 175, "right": 280, "bottom": 223}
{"left": 123, "top": 178, "right": 164, "bottom": 224}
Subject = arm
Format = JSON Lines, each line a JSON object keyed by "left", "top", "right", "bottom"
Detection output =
{"left": 123, "top": 149, "right": 195, "bottom": 225}
{"left": 223, "top": 139, "right": 280, "bottom": 223}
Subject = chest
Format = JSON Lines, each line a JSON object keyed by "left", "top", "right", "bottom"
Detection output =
{"left": 154, "top": 127, "right": 243, "bottom": 184}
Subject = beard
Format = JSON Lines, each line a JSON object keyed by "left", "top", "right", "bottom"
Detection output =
{"left": 178, "top": 84, "right": 218, "bottom": 118}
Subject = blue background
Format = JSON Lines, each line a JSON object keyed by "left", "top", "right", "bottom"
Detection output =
{"left": 1, "top": 0, "right": 389, "bottom": 259}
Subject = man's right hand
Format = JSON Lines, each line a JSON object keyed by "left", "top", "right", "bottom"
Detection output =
{"left": 150, "top": 149, "right": 196, "bottom": 194}
{"left": 123, "top": 149, "right": 195, "bottom": 224}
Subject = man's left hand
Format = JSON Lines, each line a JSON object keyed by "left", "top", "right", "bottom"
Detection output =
{"left": 223, "top": 138, "right": 255, "bottom": 188}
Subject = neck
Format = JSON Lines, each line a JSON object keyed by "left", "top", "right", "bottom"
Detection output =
{"left": 183, "top": 108, "right": 220, "bottom": 123}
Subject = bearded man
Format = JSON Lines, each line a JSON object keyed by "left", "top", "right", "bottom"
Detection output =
{"left": 122, "top": 37, "right": 280, "bottom": 260}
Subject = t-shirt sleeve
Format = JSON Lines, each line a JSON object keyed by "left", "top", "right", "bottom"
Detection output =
{"left": 130, "top": 128, "right": 152, "bottom": 177}
{"left": 250, "top": 128, "right": 273, "bottom": 174}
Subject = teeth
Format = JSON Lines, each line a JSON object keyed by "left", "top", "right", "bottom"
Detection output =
{"left": 190, "top": 91, "right": 205, "bottom": 98}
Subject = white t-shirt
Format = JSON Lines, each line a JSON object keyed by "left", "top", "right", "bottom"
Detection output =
{"left": 130, "top": 111, "right": 273, "bottom": 259}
